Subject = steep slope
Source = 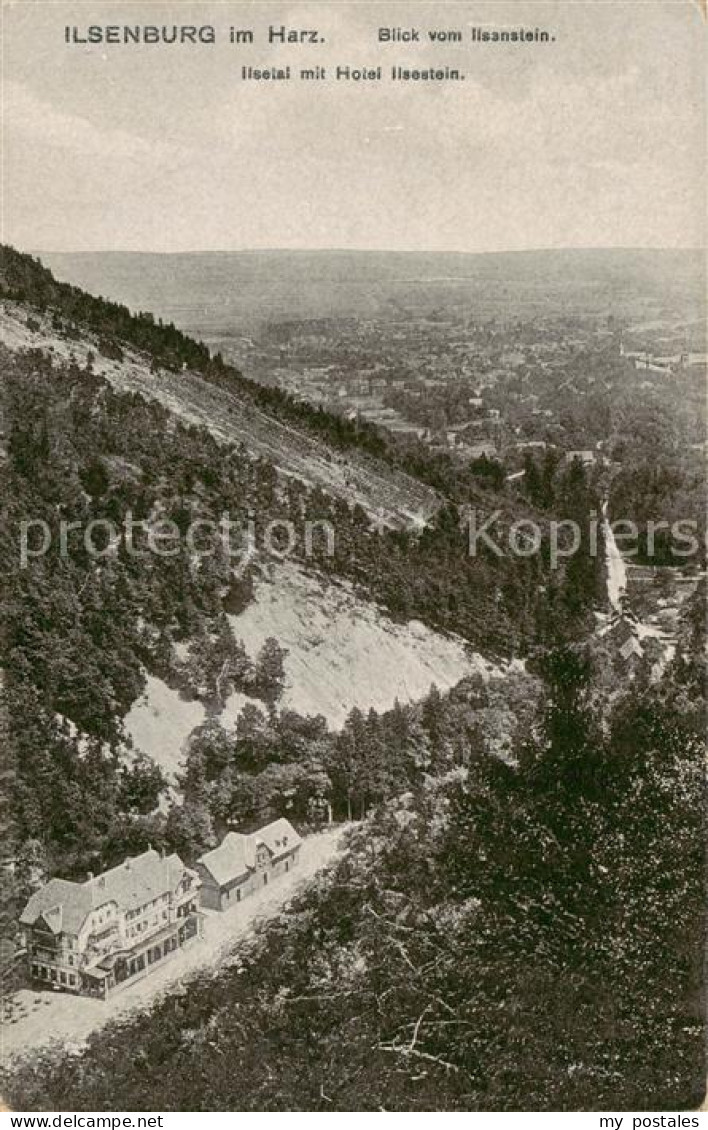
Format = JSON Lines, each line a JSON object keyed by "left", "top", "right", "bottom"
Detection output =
{"left": 225, "top": 563, "right": 492, "bottom": 725}
{"left": 123, "top": 677, "right": 208, "bottom": 781}
{"left": 121, "top": 563, "right": 491, "bottom": 780}
{"left": 2, "top": 296, "right": 489, "bottom": 791}
{"left": 1, "top": 299, "right": 438, "bottom": 527}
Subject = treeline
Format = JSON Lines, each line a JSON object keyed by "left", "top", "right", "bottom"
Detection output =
{"left": 610, "top": 455, "right": 706, "bottom": 566}
{"left": 0, "top": 245, "right": 437, "bottom": 485}
{"left": 0, "top": 245, "right": 588, "bottom": 506}
{"left": 607, "top": 385, "right": 706, "bottom": 567}
{"left": 0, "top": 246, "right": 210, "bottom": 373}
{"left": 4, "top": 645, "right": 704, "bottom": 1110}
{"left": 1, "top": 343, "right": 592, "bottom": 881}
{"left": 162, "top": 668, "right": 539, "bottom": 861}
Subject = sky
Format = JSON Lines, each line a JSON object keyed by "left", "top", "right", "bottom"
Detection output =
{"left": 2, "top": 0, "right": 706, "bottom": 253}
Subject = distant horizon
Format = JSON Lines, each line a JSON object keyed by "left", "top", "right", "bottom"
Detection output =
{"left": 26, "top": 244, "right": 708, "bottom": 259}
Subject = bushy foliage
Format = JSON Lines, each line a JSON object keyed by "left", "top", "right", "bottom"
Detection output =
{"left": 4, "top": 653, "right": 703, "bottom": 1111}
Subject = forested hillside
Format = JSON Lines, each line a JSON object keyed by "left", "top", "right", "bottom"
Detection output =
{"left": 0, "top": 343, "right": 563, "bottom": 873}
{"left": 0, "top": 244, "right": 609, "bottom": 508}
{"left": 1, "top": 249, "right": 602, "bottom": 975}
{"left": 0, "top": 246, "right": 704, "bottom": 1111}
{"left": 4, "top": 644, "right": 704, "bottom": 1110}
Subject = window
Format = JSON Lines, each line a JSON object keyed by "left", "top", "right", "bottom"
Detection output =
{"left": 60, "top": 972, "right": 67, "bottom": 985}
{"left": 31, "top": 964, "right": 39, "bottom": 978}
{"left": 51, "top": 969, "right": 57, "bottom": 981}
{"left": 69, "top": 974, "right": 76, "bottom": 986}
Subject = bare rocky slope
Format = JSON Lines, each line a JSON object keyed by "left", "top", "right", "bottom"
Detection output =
{"left": 2, "top": 300, "right": 438, "bottom": 527}
{"left": 123, "top": 563, "right": 498, "bottom": 779}
{"left": 2, "top": 300, "right": 496, "bottom": 784}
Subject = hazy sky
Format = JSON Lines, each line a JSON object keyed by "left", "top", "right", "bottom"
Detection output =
{"left": 3, "top": 0, "right": 706, "bottom": 253}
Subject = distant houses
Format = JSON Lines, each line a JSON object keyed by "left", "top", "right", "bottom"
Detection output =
{"left": 605, "top": 613, "right": 645, "bottom": 669}
{"left": 565, "top": 449, "right": 596, "bottom": 467}
{"left": 19, "top": 818, "right": 304, "bottom": 997}
{"left": 195, "top": 818, "right": 302, "bottom": 912}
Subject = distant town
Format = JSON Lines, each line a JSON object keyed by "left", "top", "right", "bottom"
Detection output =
{"left": 215, "top": 305, "right": 707, "bottom": 473}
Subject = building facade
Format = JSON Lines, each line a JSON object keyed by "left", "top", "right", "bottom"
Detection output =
{"left": 196, "top": 818, "right": 302, "bottom": 912}
{"left": 19, "top": 848, "right": 202, "bottom": 998}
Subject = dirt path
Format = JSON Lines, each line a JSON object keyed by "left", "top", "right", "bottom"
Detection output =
{"left": 1, "top": 826, "right": 348, "bottom": 1065}
{"left": 601, "top": 499, "right": 627, "bottom": 613}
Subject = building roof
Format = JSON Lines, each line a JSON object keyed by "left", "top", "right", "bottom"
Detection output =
{"left": 20, "top": 849, "right": 190, "bottom": 935}
{"left": 197, "top": 819, "right": 302, "bottom": 889}
{"left": 253, "top": 817, "right": 302, "bottom": 860}
{"left": 89, "top": 849, "right": 188, "bottom": 914}
{"left": 619, "top": 635, "right": 644, "bottom": 660}
{"left": 607, "top": 614, "right": 645, "bottom": 660}
{"left": 609, "top": 615, "right": 638, "bottom": 645}
{"left": 19, "top": 879, "right": 87, "bottom": 934}
{"left": 196, "top": 832, "right": 255, "bottom": 888}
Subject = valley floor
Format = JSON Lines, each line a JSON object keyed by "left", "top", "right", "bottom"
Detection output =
{"left": 1, "top": 825, "right": 347, "bottom": 1065}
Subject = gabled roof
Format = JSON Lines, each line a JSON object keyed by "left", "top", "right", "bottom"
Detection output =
{"left": 619, "top": 635, "right": 644, "bottom": 660}
{"left": 609, "top": 616, "right": 639, "bottom": 646}
{"left": 196, "top": 832, "right": 254, "bottom": 888}
{"left": 253, "top": 818, "right": 302, "bottom": 861}
{"left": 90, "top": 849, "right": 188, "bottom": 913}
{"left": 197, "top": 819, "right": 302, "bottom": 889}
{"left": 36, "top": 906, "right": 64, "bottom": 934}
{"left": 20, "top": 878, "right": 91, "bottom": 935}
{"left": 20, "top": 849, "right": 192, "bottom": 935}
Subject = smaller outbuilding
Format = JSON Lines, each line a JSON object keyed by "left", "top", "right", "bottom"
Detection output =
{"left": 195, "top": 818, "right": 302, "bottom": 912}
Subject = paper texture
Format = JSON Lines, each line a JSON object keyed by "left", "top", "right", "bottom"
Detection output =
{"left": 0, "top": 0, "right": 705, "bottom": 1114}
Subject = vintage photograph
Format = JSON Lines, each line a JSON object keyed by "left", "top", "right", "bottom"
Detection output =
{"left": 0, "top": 0, "right": 706, "bottom": 1114}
